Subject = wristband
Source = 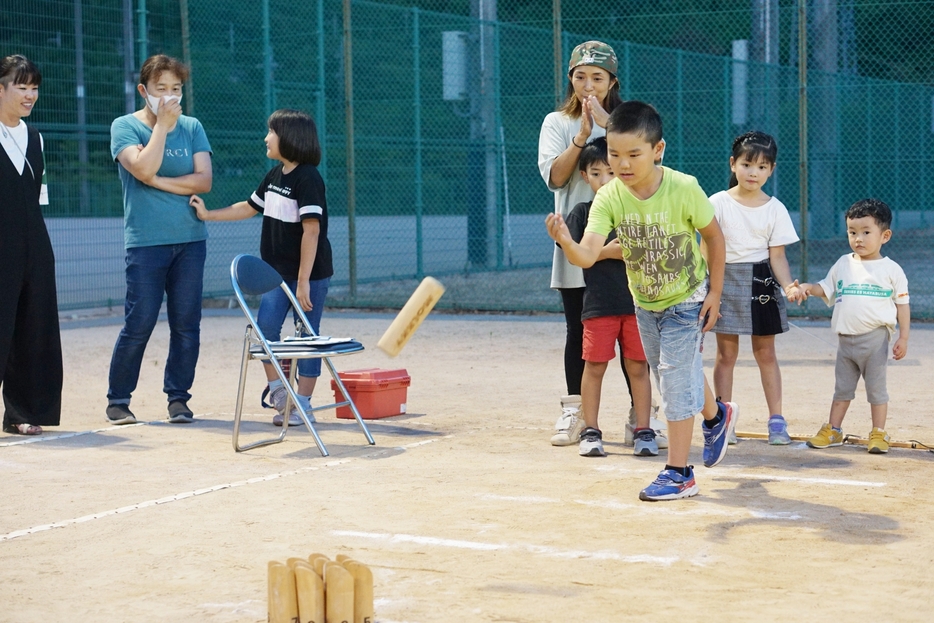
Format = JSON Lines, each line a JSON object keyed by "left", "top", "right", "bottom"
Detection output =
{"left": 571, "top": 137, "right": 585, "bottom": 149}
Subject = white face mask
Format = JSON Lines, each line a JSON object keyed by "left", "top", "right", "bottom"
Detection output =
{"left": 144, "top": 87, "right": 181, "bottom": 114}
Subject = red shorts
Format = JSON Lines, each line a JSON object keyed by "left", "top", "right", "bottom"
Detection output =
{"left": 582, "top": 314, "right": 646, "bottom": 363}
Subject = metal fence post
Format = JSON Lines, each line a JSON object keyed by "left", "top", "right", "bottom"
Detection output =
{"left": 798, "top": 0, "right": 809, "bottom": 283}
{"left": 553, "top": 0, "right": 562, "bottom": 109}
{"left": 676, "top": 49, "right": 683, "bottom": 171}
{"left": 413, "top": 7, "right": 424, "bottom": 279}
{"left": 343, "top": 0, "right": 357, "bottom": 300}
{"left": 317, "top": 0, "right": 327, "bottom": 180}
{"left": 136, "top": 0, "right": 148, "bottom": 64}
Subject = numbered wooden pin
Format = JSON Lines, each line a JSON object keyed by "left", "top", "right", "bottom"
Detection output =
{"left": 293, "top": 561, "right": 326, "bottom": 623}
{"left": 310, "top": 554, "right": 330, "bottom": 577}
{"left": 267, "top": 561, "right": 299, "bottom": 623}
{"left": 324, "top": 561, "right": 355, "bottom": 623}
{"left": 341, "top": 560, "right": 374, "bottom": 623}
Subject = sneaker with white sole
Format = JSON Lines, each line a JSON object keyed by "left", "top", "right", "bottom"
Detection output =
{"left": 703, "top": 401, "right": 737, "bottom": 468}
{"left": 578, "top": 427, "right": 606, "bottom": 457}
{"left": 767, "top": 415, "right": 792, "bottom": 445}
{"left": 632, "top": 428, "right": 659, "bottom": 457}
{"left": 269, "top": 385, "right": 314, "bottom": 427}
{"left": 867, "top": 427, "right": 890, "bottom": 454}
{"left": 106, "top": 403, "right": 136, "bottom": 425}
{"left": 639, "top": 467, "right": 699, "bottom": 501}
{"left": 167, "top": 399, "right": 194, "bottom": 423}
{"left": 625, "top": 404, "right": 667, "bottom": 448}
{"left": 551, "top": 395, "right": 584, "bottom": 446}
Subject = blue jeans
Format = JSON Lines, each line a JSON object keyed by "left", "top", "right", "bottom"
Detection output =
{"left": 635, "top": 301, "right": 706, "bottom": 422}
{"left": 257, "top": 277, "right": 330, "bottom": 378}
{"left": 107, "top": 241, "right": 206, "bottom": 404}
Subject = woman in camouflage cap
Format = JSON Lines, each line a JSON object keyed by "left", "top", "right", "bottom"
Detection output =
{"left": 538, "top": 41, "right": 624, "bottom": 446}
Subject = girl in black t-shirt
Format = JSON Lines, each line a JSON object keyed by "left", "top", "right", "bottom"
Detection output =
{"left": 190, "top": 109, "right": 332, "bottom": 426}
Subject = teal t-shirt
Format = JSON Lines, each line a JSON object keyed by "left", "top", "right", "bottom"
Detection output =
{"left": 585, "top": 167, "right": 715, "bottom": 311}
{"left": 110, "top": 114, "right": 212, "bottom": 248}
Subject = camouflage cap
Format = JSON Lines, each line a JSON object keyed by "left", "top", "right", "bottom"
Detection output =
{"left": 567, "top": 41, "right": 618, "bottom": 77}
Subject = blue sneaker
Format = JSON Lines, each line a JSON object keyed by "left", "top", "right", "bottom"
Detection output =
{"left": 703, "top": 401, "right": 737, "bottom": 468}
{"left": 639, "top": 467, "right": 699, "bottom": 501}
{"left": 768, "top": 415, "right": 792, "bottom": 445}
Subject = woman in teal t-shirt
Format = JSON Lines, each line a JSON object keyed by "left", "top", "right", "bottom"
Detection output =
{"left": 105, "top": 54, "right": 213, "bottom": 427}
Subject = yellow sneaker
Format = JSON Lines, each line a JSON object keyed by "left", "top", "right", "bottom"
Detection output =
{"left": 807, "top": 423, "right": 844, "bottom": 449}
{"left": 867, "top": 428, "right": 890, "bottom": 454}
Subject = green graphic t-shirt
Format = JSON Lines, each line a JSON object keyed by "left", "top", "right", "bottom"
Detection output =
{"left": 585, "top": 167, "right": 715, "bottom": 311}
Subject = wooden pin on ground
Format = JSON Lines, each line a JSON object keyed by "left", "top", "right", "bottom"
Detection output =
{"left": 324, "top": 561, "right": 355, "bottom": 623}
{"left": 341, "top": 559, "right": 374, "bottom": 623}
{"left": 377, "top": 277, "right": 445, "bottom": 357}
{"left": 292, "top": 560, "right": 325, "bottom": 623}
{"left": 267, "top": 561, "right": 299, "bottom": 623}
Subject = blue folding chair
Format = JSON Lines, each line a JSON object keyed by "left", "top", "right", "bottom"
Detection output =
{"left": 229, "top": 254, "right": 375, "bottom": 455}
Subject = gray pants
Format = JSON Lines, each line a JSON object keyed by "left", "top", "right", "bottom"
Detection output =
{"left": 833, "top": 327, "right": 889, "bottom": 404}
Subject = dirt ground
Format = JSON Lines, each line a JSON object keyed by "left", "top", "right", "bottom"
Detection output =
{"left": 2, "top": 310, "right": 933, "bottom": 622}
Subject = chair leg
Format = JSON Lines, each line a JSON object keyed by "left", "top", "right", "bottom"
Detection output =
{"left": 232, "top": 326, "right": 289, "bottom": 453}
{"left": 325, "top": 356, "right": 375, "bottom": 445}
{"left": 280, "top": 376, "right": 329, "bottom": 456}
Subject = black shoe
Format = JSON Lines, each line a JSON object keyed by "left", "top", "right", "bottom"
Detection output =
{"left": 106, "top": 403, "right": 137, "bottom": 425}
{"left": 167, "top": 400, "right": 194, "bottom": 423}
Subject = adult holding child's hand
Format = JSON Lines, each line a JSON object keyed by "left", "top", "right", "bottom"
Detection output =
{"left": 538, "top": 41, "right": 623, "bottom": 446}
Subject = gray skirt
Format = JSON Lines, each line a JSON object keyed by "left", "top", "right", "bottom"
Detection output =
{"left": 713, "top": 260, "right": 789, "bottom": 336}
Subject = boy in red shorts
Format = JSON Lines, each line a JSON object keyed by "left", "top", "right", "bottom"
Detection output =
{"left": 564, "top": 137, "right": 656, "bottom": 457}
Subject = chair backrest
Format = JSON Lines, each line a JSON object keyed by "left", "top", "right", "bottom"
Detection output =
{"left": 229, "top": 253, "right": 318, "bottom": 340}
{"left": 231, "top": 254, "right": 283, "bottom": 296}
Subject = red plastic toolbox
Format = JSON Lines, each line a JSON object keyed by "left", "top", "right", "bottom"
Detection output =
{"left": 331, "top": 368, "right": 411, "bottom": 419}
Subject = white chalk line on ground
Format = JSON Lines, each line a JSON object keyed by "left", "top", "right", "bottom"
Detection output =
{"left": 332, "top": 530, "right": 679, "bottom": 566}
{"left": 593, "top": 464, "right": 886, "bottom": 488}
{"left": 0, "top": 421, "right": 156, "bottom": 447}
{"left": 720, "top": 471, "right": 886, "bottom": 487}
{"left": 478, "top": 493, "right": 800, "bottom": 520}
{"left": 0, "top": 436, "right": 452, "bottom": 543}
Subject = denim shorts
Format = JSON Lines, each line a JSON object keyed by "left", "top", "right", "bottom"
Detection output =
{"left": 635, "top": 301, "right": 706, "bottom": 422}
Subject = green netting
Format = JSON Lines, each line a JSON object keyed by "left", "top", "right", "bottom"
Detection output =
{"left": 7, "top": 0, "right": 934, "bottom": 316}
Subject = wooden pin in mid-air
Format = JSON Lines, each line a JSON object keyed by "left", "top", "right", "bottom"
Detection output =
{"left": 377, "top": 277, "right": 445, "bottom": 357}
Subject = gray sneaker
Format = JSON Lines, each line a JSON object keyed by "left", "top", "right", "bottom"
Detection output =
{"left": 106, "top": 403, "right": 136, "bottom": 425}
{"left": 167, "top": 399, "right": 194, "bottom": 423}
{"left": 768, "top": 415, "right": 792, "bottom": 445}
{"left": 578, "top": 427, "right": 606, "bottom": 457}
{"left": 269, "top": 386, "right": 313, "bottom": 426}
{"left": 632, "top": 428, "right": 659, "bottom": 457}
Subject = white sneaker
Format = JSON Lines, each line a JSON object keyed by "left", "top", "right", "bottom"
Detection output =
{"left": 269, "top": 385, "right": 314, "bottom": 426}
{"left": 625, "top": 403, "right": 668, "bottom": 449}
{"left": 578, "top": 427, "right": 606, "bottom": 457}
{"left": 551, "top": 395, "right": 584, "bottom": 446}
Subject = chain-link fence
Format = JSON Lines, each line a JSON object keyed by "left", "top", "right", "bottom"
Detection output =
{"left": 8, "top": 0, "right": 934, "bottom": 316}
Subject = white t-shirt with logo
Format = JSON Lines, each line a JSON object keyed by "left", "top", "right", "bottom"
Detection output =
{"left": 817, "top": 253, "right": 909, "bottom": 337}
{"left": 709, "top": 191, "right": 799, "bottom": 264}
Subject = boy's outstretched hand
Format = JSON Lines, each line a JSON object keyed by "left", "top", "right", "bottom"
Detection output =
{"left": 545, "top": 213, "right": 572, "bottom": 246}
{"left": 189, "top": 194, "right": 209, "bottom": 220}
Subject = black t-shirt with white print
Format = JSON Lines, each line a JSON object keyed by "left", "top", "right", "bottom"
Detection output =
{"left": 247, "top": 163, "right": 333, "bottom": 282}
